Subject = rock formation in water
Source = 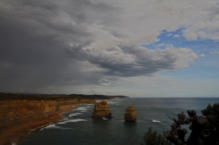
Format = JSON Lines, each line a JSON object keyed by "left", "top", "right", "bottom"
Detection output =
{"left": 125, "top": 106, "right": 136, "bottom": 122}
{"left": 92, "top": 100, "right": 112, "bottom": 119}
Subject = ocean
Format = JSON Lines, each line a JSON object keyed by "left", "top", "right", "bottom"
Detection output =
{"left": 18, "top": 98, "right": 219, "bottom": 145}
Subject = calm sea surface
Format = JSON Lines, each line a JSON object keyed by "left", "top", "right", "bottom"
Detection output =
{"left": 18, "top": 98, "right": 219, "bottom": 145}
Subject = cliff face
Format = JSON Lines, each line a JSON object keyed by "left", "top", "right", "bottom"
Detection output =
{"left": 0, "top": 97, "right": 96, "bottom": 145}
{"left": 0, "top": 100, "right": 57, "bottom": 122}
{"left": 0, "top": 98, "right": 96, "bottom": 124}
{"left": 0, "top": 92, "right": 126, "bottom": 145}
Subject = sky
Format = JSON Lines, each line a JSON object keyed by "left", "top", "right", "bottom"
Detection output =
{"left": 0, "top": 0, "right": 219, "bottom": 97}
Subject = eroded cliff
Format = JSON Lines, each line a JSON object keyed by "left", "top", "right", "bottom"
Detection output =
{"left": 0, "top": 92, "right": 127, "bottom": 145}
{"left": 0, "top": 94, "right": 96, "bottom": 145}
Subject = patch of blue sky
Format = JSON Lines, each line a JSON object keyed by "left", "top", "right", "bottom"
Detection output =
{"left": 142, "top": 28, "right": 219, "bottom": 55}
{"left": 142, "top": 28, "right": 219, "bottom": 79}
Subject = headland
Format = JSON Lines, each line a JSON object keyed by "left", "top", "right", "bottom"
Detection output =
{"left": 0, "top": 92, "right": 127, "bottom": 145}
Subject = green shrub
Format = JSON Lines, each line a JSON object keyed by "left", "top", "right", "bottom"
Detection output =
{"left": 142, "top": 103, "right": 219, "bottom": 145}
{"left": 143, "top": 128, "right": 172, "bottom": 145}
{"left": 164, "top": 103, "right": 219, "bottom": 145}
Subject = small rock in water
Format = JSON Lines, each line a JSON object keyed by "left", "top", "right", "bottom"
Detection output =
{"left": 125, "top": 106, "right": 136, "bottom": 122}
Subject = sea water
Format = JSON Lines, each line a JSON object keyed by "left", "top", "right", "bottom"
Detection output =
{"left": 18, "top": 98, "right": 219, "bottom": 145}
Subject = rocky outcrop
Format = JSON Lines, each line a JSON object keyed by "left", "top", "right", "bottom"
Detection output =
{"left": 125, "top": 106, "right": 136, "bottom": 122}
{"left": 0, "top": 92, "right": 126, "bottom": 145}
{"left": 0, "top": 97, "right": 96, "bottom": 145}
{"left": 92, "top": 101, "right": 112, "bottom": 119}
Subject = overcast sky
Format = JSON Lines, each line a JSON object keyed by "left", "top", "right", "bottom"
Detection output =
{"left": 0, "top": 0, "right": 219, "bottom": 97}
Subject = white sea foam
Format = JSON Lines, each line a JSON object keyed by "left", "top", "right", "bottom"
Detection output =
{"left": 44, "top": 124, "right": 58, "bottom": 129}
{"left": 68, "top": 113, "right": 82, "bottom": 118}
{"left": 107, "top": 99, "right": 121, "bottom": 105}
{"left": 107, "top": 101, "right": 118, "bottom": 105}
{"left": 152, "top": 119, "right": 161, "bottom": 123}
{"left": 86, "top": 104, "right": 93, "bottom": 106}
{"left": 58, "top": 119, "right": 87, "bottom": 125}
{"left": 102, "top": 117, "right": 108, "bottom": 120}
{"left": 40, "top": 124, "right": 69, "bottom": 131}
{"left": 76, "top": 106, "right": 91, "bottom": 112}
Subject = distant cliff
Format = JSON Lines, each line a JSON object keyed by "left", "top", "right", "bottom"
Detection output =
{"left": 0, "top": 92, "right": 128, "bottom": 100}
{"left": 0, "top": 92, "right": 127, "bottom": 145}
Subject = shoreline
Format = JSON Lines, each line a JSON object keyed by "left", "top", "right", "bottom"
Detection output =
{"left": 0, "top": 102, "right": 94, "bottom": 145}
{"left": 0, "top": 93, "right": 127, "bottom": 145}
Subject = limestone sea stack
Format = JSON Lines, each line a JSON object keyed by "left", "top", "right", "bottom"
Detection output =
{"left": 92, "top": 100, "right": 112, "bottom": 119}
{"left": 125, "top": 106, "right": 136, "bottom": 122}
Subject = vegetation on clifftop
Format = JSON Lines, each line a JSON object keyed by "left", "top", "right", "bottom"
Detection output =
{"left": 143, "top": 103, "right": 219, "bottom": 145}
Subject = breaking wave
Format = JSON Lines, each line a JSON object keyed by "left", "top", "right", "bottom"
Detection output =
{"left": 58, "top": 119, "right": 87, "bottom": 125}
{"left": 152, "top": 119, "right": 161, "bottom": 123}
{"left": 75, "top": 106, "right": 92, "bottom": 112}
{"left": 40, "top": 124, "right": 70, "bottom": 131}
{"left": 68, "top": 113, "right": 82, "bottom": 118}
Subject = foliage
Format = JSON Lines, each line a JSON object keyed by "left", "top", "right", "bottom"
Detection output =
{"left": 164, "top": 103, "right": 219, "bottom": 145}
{"left": 143, "top": 128, "right": 172, "bottom": 145}
{"left": 201, "top": 103, "right": 219, "bottom": 145}
{"left": 143, "top": 103, "right": 219, "bottom": 145}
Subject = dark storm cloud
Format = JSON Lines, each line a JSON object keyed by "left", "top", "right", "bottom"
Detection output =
{"left": 0, "top": 0, "right": 104, "bottom": 92}
{"left": 67, "top": 44, "right": 196, "bottom": 77}
{"left": 0, "top": 15, "right": 95, "bottom": 92}
{"left": 0, "top": 0, "right": 197, "bottom": 93}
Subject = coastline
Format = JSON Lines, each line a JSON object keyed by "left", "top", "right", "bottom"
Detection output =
{"left": 0, "top": 93, "right": 127, "bottom": 145}
{"left": 0, "top": 101, "right": 95, "bottom": 145}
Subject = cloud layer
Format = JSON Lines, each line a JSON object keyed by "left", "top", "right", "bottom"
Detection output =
{"left": 0, "top": 0, "right": 218, "bottom": 93}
